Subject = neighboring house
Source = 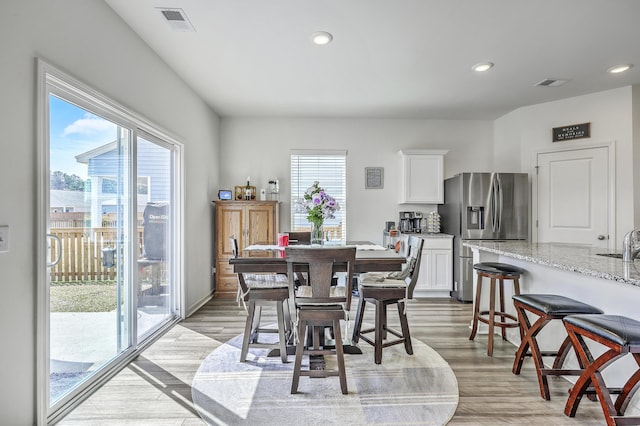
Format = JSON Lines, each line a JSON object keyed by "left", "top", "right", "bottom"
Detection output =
{"left": 50, "top": 190, "right": 89, "bottom": 213}
{"left": 75, "top": 141, "right": 169, "bottom": 228}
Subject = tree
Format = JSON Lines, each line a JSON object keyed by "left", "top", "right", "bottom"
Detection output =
{"left": 51, "top": 171, "right": 85, "bottom": 191}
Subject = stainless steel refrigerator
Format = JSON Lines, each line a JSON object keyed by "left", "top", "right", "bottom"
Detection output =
{"left": 438, "top": 172, "right": 529, "bottom": 302}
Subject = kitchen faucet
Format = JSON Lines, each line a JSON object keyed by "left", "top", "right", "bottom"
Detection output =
{"left": 622, "top": 229, "right": 640, "bottom": 262}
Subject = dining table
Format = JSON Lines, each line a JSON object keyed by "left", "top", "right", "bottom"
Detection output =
{"left": 229, "top": 240, "right": 406, "bottom": 275}
{"left": 229, "top": 240, "right": 406, "bottom": 358}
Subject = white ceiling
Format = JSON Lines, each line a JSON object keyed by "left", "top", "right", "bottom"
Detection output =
{"left": 104, "top": 0, "right": 640, "bottom": 120}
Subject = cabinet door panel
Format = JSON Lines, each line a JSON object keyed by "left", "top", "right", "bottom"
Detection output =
{"left": 216, "top": 205, "right": 244, "bottom": 254}
{"left": 432, "top": 249, "right": 452, "bottom": 290}
{"left": 415, "top": 249, "right": 432, "bottom": 292}
{"left": 246, "top": 205, "right": 275, "bottom": 246}
{"left": 401, "top": 154, "right": 444, "bottom": 203}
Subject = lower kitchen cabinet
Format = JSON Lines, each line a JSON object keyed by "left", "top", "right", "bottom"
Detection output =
{"left": 414, "top": 235, "right": 453, "bottom": 298}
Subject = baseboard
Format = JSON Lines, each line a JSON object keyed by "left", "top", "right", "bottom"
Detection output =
{"left": 187, "top": 290, "right": 214, "bottom": 317}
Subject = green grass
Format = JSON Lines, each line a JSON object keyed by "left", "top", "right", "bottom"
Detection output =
{"left": 50, "top": 281, "right": 117, "bottom": 312}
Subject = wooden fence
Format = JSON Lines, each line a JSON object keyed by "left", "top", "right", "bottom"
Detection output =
{"left": 49, "top": 227, "right": 143, "bottom": 282}
{"left": 50, "top": 212, "right": 144, "bottom": 228}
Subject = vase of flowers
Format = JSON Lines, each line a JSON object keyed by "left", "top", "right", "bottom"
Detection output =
{"left": 295, "top": 181, "right": 340, "bottom": 245}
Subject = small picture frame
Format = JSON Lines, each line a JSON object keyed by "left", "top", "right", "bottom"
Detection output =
{"left": 365, "top": 167, "right": 384, "bottom": 189}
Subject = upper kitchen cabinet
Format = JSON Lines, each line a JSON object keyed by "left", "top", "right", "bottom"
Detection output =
{"left": 398, "top": 149, "right": 448, "bottom": 204}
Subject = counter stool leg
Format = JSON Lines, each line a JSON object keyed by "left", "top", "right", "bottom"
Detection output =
{"left": 469, "top": 275, "right": 482, "bottom": 341}
{"left": 498, "top": 278, "right": 507, "bottom": 341}
{"left": 512, "top": 278, "right": 522, "bottom": 339}
{"left": 564, "top": 326, "right": 620, "bottom": 419}
{"left": 512, "top": 305, "right": 553, "bottom": 399}
{"left": 487, "top": 277, "right": 496, "bottom": 356}
{"left": 615, "top": 354, "right": 640, "bottom": 416}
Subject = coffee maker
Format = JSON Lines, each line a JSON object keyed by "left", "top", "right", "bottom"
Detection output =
{"left": 399, "top": 211, "right": 424, "bottom": 233}
{"left": 399, "top": 212, "right": 413, "bottom": 232}
{"left": 412, "top": 212, "right": 424, "bottom": 232}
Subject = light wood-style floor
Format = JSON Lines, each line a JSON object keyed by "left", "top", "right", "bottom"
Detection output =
{"left": 59, "top": 297, "right": 605, "bottom": 425}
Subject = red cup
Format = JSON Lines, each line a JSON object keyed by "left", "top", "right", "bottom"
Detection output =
{"left": 277, "top": 233, "right": 289, "bottom": 247}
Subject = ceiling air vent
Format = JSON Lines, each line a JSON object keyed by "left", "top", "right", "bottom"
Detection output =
{"left": 157, "top": 8, "right": 195, "bottom": 32}
{"left": 534, "top": 78, "right": 569, "bottom": 87}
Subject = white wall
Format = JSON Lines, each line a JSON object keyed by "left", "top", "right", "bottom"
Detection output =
{"left": 220, "top": 118, "right": 493, "bottom": 244}
{"left": 633, "top": 85, "right": 640, "bottom": 227}
{"left": 495, "top": 86, "right": 636, "bottom": 245}
{"left": 0, "top": 1, "right": 220, "bottom": 423}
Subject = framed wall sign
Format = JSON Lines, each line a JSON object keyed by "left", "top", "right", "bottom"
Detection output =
{"left": 552, "top": 122, "right": 591, "bottom": 142}
{"left": 365, "top": 167, "right": 384, "bottom": 189}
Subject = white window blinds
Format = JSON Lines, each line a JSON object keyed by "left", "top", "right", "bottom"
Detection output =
{"left": 290, "top": 150, "right": 347, "bottom": 242}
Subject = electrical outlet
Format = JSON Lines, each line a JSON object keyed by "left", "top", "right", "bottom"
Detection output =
{"left": 0, "top": 226, "right": 9, "bottom": 253}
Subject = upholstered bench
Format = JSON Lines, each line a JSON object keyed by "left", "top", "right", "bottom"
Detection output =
{"left": 563, "top": 314, "right": 640, "bottom": 425}
{"left": 469, "top": 262, "right": 525, "bottom": 356}
{"left": 512, "top": 294, "right": 602, "bottom": 400}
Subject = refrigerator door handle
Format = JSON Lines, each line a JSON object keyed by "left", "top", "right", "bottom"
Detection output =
{"left": 490, "top": 174, "right": 498, "bottom": 233}
{"left": 496, "top": 174, "right": 503, "bottom": 232}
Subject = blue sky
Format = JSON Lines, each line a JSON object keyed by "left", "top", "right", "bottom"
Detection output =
{"left": 49, "top": 95, "right": 117, "bottom": 179}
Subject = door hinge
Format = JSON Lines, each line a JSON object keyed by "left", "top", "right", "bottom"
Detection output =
{"left": 534, "top": 165, "right": 539, "bottom": 175}
{"left": 536, "top": 219, "right": 538, "bottom": 228}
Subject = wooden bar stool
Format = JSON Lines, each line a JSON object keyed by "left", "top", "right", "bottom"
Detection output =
{"left": 512, "top": 294, "right": 603, "bottom": 400}
{"left": 563, "top": 314, "right": 640, "bottom": 426}
{"left": 469, "top": 262, "right": 524, "bottom": 356}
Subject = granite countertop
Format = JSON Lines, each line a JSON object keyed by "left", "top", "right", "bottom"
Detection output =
{"left": 401, "top": 232, "right": 453, "bottom": 238}
{"left": 463, "top": 241, "right": 640, "bottom": 287}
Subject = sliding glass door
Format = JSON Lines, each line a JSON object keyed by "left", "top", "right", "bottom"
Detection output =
{"left": 39, "top": 62, "right": 182, "bottom": 423}
{"left": 47, "top": 95, "right": 134, "bottom": 407}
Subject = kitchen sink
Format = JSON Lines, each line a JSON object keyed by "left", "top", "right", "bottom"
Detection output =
{"left": 596, "top": 253, "right": 623, "bottom": 259}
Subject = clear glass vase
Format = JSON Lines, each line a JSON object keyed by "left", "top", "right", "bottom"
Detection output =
{"left": 311, "top": 222, "right": 324, "bottom": 245}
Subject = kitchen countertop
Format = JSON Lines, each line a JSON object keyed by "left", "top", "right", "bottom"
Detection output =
{"left": 463, "top": 240, "right": 640, "bottom": 287}
{"left": 401, "top": 232, "right": 453, "bottom": 238}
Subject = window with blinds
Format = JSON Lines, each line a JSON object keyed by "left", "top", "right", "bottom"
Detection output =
{"left": 290, "top": 151, "right": 347, "bottom": 242}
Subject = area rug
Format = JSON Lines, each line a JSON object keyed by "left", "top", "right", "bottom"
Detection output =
{"left": 192, "top": 327, "right": 458, "bottom": 425}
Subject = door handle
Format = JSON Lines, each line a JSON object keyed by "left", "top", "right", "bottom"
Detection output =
{"left": 46, "top": 233, "right": 62, "bottom": 267}
{"left": 597, "top": 235, "right": 607, "bottom": 240}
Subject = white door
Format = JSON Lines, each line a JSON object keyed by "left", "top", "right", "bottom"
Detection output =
{"left": 537, "top": 146, "right": 610, "bottom": 249}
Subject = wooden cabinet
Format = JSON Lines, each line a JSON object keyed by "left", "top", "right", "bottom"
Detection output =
{"left": 213, "top": 201, "right": 279, "bottom": 297}
{"left": 398, "top": 149, "right": 448, "bottom": 204}
{"left": 414, "top": 235, "right": 453, "bottom": 298}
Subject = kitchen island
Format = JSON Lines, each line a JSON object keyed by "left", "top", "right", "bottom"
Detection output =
{"left": 464, "top": 240, "right": 640, "bottom": 414}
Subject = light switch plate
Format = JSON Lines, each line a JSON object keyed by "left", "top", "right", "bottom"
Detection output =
{"left": 0, "top": 226, "right": 8, "bottom": 253}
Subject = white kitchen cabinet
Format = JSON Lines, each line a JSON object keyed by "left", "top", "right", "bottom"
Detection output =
{"left": 398, "top": 149, "right": 448, "bottom": 204}
{"left": 414, "top": 235, "right": 453, "bottom": 298}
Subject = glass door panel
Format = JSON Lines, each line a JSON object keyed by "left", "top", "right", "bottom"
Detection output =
{"left": 48, "top": 95, "right": 132, "bottom": 405}
{"left": 136, "top": 136, "right": 173, "bottom": 338}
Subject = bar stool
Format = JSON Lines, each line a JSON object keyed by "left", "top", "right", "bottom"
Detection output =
{"left": 512, "top": 294, "right": 603, "bottom": 400}
{"left": 469, "top": 262, "right": 525, "bottom": 356}
{"left": 563, "top": 314, "right": 640, "bottom": 426}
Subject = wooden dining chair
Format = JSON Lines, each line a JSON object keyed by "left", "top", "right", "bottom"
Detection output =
{"left": 286, "top": 246, "right": 356, "bottom": 395}
{"left": 352, "top": 235, "right": 424, "bottom": 364}
{"left": 230, "top": 238, "right": 291, "bottom": 363}
{"left": 286, "top": 231, "right": 311, "bottom": 285}
{"left": 286, "top": 231, "right": 311, "bottom": 245}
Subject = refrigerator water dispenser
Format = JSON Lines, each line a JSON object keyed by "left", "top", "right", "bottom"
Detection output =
{"left": 466, "top": 206, "right": 484, "bottom": 230}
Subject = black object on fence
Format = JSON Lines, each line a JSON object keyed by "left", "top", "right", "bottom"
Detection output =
{"left": 143, "top": 202, "right": 168, "bottom": 260}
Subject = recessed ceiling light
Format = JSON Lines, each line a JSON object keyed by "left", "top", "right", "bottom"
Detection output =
{"left": 607, "top": 64, "right": 633, "bottom": 74}
{"left": 472, "top": 62, "right": 494, "bottom": 72}
{"left": 311, "top": 31, "right": 333, "bottom": 46}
